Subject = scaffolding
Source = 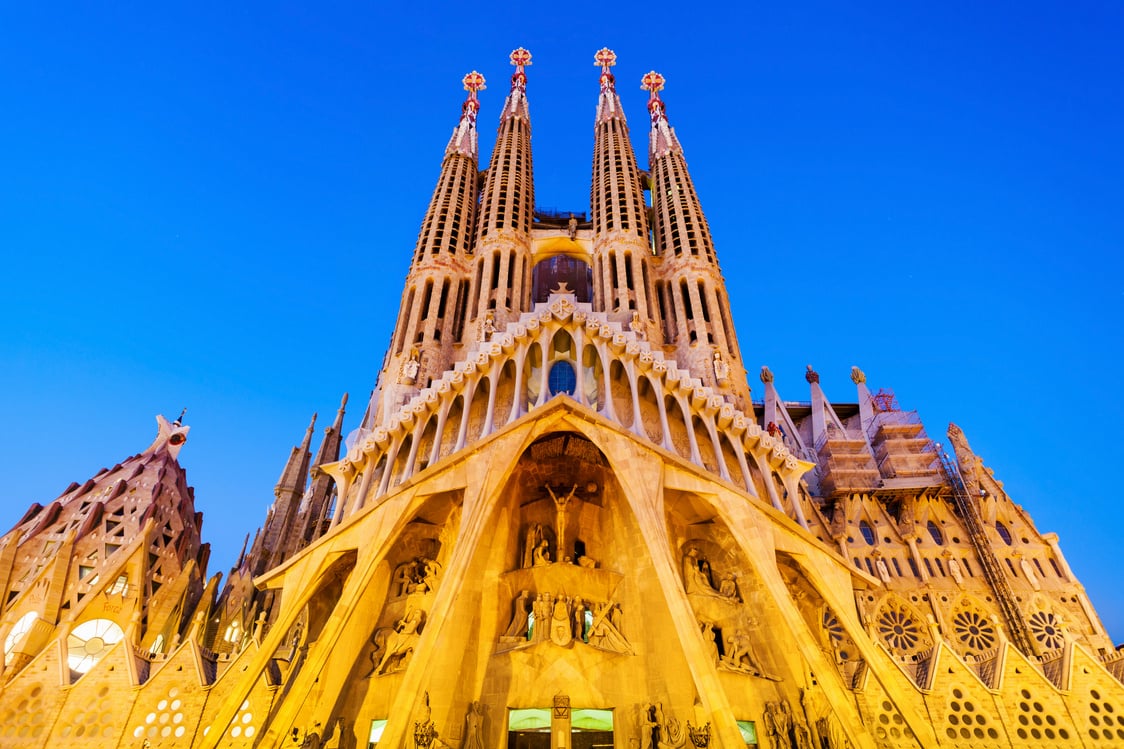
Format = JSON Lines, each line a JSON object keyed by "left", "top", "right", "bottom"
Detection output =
{"left": 938, "top": 450, "right": 1037, "bottom": 657}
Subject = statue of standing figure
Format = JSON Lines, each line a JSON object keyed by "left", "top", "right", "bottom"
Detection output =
{"left": 463, "top": 702, "right": 486, "bottom": 749}
{"left": 402, "top": 349, "right": 420, "bottom": 383}
{"left": 712, "top": 351, "right": 729, "bottom": 384}
{"left": 545, "top": 484, "right": 578, "bottom": 559}
{"left": 764, "top": 700, "right": 795, "bottom": 749}
{"left": 522, "top": 523, "right": 546, "bottom": 568}
{"left": 481, "top": 311, "right": 496, "bottom": 340}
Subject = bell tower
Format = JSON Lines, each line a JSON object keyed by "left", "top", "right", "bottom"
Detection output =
{"left": 468, "top": 48, "right": 535, "bottom": 333}
{"left": 589, "top": 48, "right": 658, "bottom": 337}
{"left": 644, "top": 72, "right": 750, "bottom": 405}
{"left": 379, "top": 71, "right": 485, "bottom": 423}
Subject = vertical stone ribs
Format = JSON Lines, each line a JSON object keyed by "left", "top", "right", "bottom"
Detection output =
{"left": 643, "top": 72, "right": 748, "bottom": 402}
{"left": 590, "top": 49, "right": 655, "bottom": 321}
{"left": 469, "top": 49, "right": 535, "bottom": 327}
{"left": 378, "top": 72, "right": 485, "bottom": 420}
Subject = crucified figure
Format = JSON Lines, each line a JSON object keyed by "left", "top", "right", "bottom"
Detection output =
{"left": 545, "top": 484, "right": 578, "bottom": 561}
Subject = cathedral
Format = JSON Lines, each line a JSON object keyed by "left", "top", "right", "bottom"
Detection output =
{"left": 1, "top": 48, "right": 1122, "bottom": 749}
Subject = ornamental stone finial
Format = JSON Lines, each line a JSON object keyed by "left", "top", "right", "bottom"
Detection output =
{"left": 759, "top": 366, "right": 774, "bottom": 384}
{"left": 805, "top": 365, "right": 819, "bottom": 384}
{"left": 510, "top": 47, "right": 532, "bottom": 72}
{"left": 595, "top": 48, "right": 617, "bottom": 89}
{"left": 850, "top": 366, "right": 866, "bottom": 384}
{"left": 462, "top": 71, "right": 486, "bottom": 95}
{"left": 595, "top": 48, "right": 617, "bottom": 71}
{"left": 641, "top": 70, "right": 665, "bottom": 95}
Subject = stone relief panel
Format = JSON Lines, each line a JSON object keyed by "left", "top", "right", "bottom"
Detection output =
{"left": 496, "top": 433, "right": 638, "bottom": 657}
{"left": 665, "top": 497, "right": 780, "bottom": 682}
{"left": 359, "top": 498, "right": 460, "bottom": 680}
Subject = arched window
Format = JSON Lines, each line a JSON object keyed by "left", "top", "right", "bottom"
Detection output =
{"left": 995, "top": 521, "right": 1013, "bottom": 545}
{"left": 927, "top": 521, "right": 943, "bottom": 545}
{"left": 859, "top": 521, "right": 876, "bottom": 546}
{"left": 4, "top": 611, "right": 38, "bottom": 656}
{"left": 548, "top": 361, "right": 577, "bottom": 397}
{"left": 531, "top": 256, "right": 592, "bottom": 303}
{"left": 67, "top": 618, "right": 125, "bottom": 675}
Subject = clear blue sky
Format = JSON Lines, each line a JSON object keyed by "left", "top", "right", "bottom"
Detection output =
{"left": 2, "top": 3, "right": 1122, "bottom": 641}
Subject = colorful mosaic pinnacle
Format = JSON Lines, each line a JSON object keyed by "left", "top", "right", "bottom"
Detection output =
{"left": 462, "top": 70, "right": 485, "bottom": 94}
{"left": 509, "top": 47, "right": 531, "bottom": 73}
{"left": 640, "top": 70, "right": 665, "bottom": 94}
{"left": 595, "top": 47, "right": 617, "bottom": 88}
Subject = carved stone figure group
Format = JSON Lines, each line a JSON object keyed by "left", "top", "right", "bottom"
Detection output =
{"left": 681, "top": 547, "right": 739, "bottom": 601}
{"left": 392, "top": 556, "right": 441, "bottom": 597}
{"left": 642, "top": 702, "right": 685, "bottom": 749}
{"left": 501, "top": 590, "right": 630, "bottom": 653}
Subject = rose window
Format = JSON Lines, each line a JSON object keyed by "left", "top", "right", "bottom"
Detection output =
{"left": 952, "top": 610, "right": 996, "bottom": 652}
{"left": 67, "top": 618, "right": 125, "bottom": 675}
{"left": 822, "top": 609, "right": 858, "bottom": 661}
{"left": 1028, "top": 611, "right": 1064, "bottom": 650}
{"left": 877, "top": 607, "right": 922, "bottom": 654}
{"left": 822, "top": 609, "right": 844, "bottom": 643}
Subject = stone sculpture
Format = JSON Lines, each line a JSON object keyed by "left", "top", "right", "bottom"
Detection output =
{"left": 712, "top": 351, "right": 729, "bottom": 384}
{"left": 502, "top": 591, "right": 534, "bottom": 639}
{"left": 376, "top": 608, "right": 425, "bottom": 674}
{"left": 463, "top": 701, "right": 486, "bottom": 749}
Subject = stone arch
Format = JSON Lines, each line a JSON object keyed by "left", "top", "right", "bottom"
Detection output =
{"left": 492, "top": 359, "right": 517, "bottom": 428}
{"left": 608, "top": 359, "right": 633, "bottom": 428}
{"left": 439, "top": 395, "right": 465, "bottom": 460}
{"left": 524, "top": 341, "right": 544, "bottom": 406}
{"left": 464, "top": 376, "right": 490, "bottom": 445}
{"left": 580, "top": 342, "right": 602, "bottom": 409}
{"left": 718, "top": 433, "right": 747, "bottom": 492}
{"left": 415, "top": 415, "right": 439, "bottom": 474}
{"left": 690, "top": 414, "right": 718, "bottom": 474}
{"left": 636, "top": 373, "right": 665, "bottom": 445}
{"left": 388, "top": 433, "right": 413, "bottom": 489}
{"left": 663, "top": 395, "right": 691, "bottom": 460}
{"left": 665, "top": 489, "right": 792, "bottom": 681}
{"left": 531, "top": 254, "right": 592, "bottom": 303}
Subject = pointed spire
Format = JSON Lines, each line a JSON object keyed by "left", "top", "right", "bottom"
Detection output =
{"left": 470, "top": 48, "right": 536, "bottom": 321}
{"left": 274, "top": 414, "right": 316, "bottom": 499}
{"left": 143, "top": 414, "right": 190, "bottom": 459}
{"left": 446, "top": 71, "right": 485, "bottom": 159}
{"left": 642, "top": 70, "right": 682, "bottom": 160}
{"left": 501, "top": 47, "right": 532, "bottom": 121}
{"left": 303, "top": 393, "right": 349, "bottom": 547}
{"left": 590, "top": 48, "right": 655, "bottom": 321}
{"left": 594, "top": 47, "right": 623, "bottom": 123}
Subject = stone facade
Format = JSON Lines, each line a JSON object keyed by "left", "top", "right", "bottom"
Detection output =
{"left": 0, "top": 48, "right": 1121, "bottom": 749}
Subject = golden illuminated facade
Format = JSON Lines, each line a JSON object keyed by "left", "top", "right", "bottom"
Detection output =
{"left": 1, "top": 48, "right": 1122, "bottom": 749}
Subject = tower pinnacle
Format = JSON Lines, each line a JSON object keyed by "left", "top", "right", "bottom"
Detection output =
{"left": 642, "top": 71, "right": 680, "bottom": 159}
{"left": 446, "top": 71, "right": 485, "bottom": 159}
{"left": 594, "top": 48, "right": 622, "bottom": 123}
{"left": 501, "top": 47, "right": 532, "bottom": 122}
